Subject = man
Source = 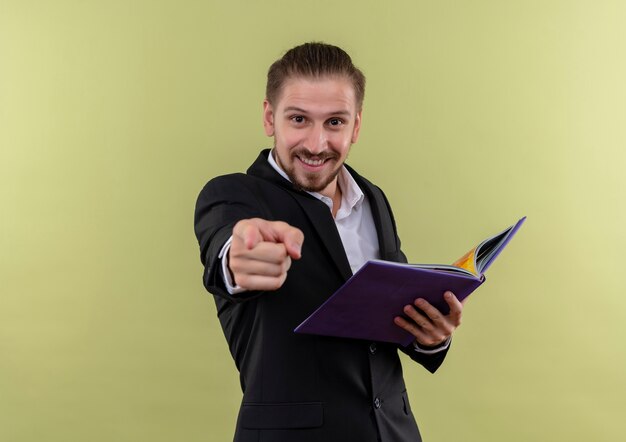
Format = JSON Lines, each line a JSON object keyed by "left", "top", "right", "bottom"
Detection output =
{"left": 194, "top": 42, "right": 464, "bottom": 442}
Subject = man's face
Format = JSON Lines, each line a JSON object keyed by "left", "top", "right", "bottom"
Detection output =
{"left": 263, "top": 76, "right": 362, "bottom": 198}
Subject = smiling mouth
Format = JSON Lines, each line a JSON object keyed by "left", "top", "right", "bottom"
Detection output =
{"left": 298, "top": 156, "right": 326, "bottom": 167}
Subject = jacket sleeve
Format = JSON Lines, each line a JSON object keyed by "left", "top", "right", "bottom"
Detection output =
{"left": 193, "top": 174, "right": 268, "bottom": 303}
{"left": 398, "top": 340, "right": 450, "bottom": 373}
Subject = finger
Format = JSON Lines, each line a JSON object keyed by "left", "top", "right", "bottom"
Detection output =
{"left": 233, "top": 224, "right": 291, "bottom": 262}
{"left": 411, "top": 297, "right": 459, "bottom": 338}
{"left": 229, "top": 236, "right": 292, "bottom": 289}
{"left": 235, "top": 273, "right": 289, "bottom": 291}
{"left": 394, "top": 316, "right": 428, "bottom": 340}
{"left": 282, "top": 227, "right": 304, "bottom": 259}
{"left": 233, "top": 219, "right": 304, "bottom": 258}
{"left": 394, "top": 316, "right": 447, "bottom": 347}
{"left": 233, "top": 220, "right": 263, "bottom": 250}
{"left": 237, "top": 241, "right": 289, "bottom": 264}
{"left": 443, "top": 291, "right": 463, "bottom": 327}
{"left": 230, "top": 255, "right": 292, "bottom": 278}
{"left": 230, "top": 243, "right": 290, "bottom": 280}
{"left": 257, "top": 221, "right": 304, "bottom": 260}
{"left": 402, "top": 305, "right": 432, "bottom": 331}
{"left": 411, "top": 298, "right": 445, "bottom": 327}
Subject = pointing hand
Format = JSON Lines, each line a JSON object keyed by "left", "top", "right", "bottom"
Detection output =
{"left": 229, "top": 218, "right": 304, "bottom": 291}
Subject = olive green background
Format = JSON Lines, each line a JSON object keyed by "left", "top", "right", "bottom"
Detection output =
{"left": 2, "top": 1, "right": 625, "bottom": 441}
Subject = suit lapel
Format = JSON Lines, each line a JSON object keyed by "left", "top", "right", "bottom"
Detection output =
{"left": 346, "top": 165, "right": 398, "bottom": 261}
{"left": 290, "top": 193, "right": 353, "bottom": 280}
{"left": 247, "top": 150, "right": 353, "bottom": 281}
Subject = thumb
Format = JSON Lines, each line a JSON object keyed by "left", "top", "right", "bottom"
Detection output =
{"left": 281, "top": 228, "right": 304, "bottom": 260}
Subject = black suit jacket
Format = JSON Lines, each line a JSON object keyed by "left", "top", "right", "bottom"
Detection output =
{"left": 194, "top": 150, "right": 448, "bottom": 442}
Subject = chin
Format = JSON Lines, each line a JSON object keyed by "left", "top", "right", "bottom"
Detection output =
{"left": 292, "top": 179, "right": 324, "bottom": 193}
{"left": 295, "top": 173, "right": 337, "bottom": 194}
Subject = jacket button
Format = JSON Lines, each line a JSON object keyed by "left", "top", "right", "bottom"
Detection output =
{"left": 374, "top": 397, "right": 381, "bottom": 409}
{"left": 369, "top": 342, "right": 377, "bottom": 354}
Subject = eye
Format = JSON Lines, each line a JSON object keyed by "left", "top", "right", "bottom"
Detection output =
{"left": 290, "top": 115, "right": 305, "bottom": 124}
{"left": 328, "top": 118, "right": 344, "bottom": 127}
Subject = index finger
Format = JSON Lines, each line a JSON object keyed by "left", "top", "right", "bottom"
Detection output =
{"left": 413, "top": 291, "right": 463, "bottom": 323}
{"left": 257, "top": 221, "right": 304, "bottom": 260}
{"left": 232, "top": 219, "right": 304, "bottom": 259}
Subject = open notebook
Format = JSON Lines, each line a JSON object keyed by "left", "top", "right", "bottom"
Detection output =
{"left": 295, "top": 217, "right": 526, "bottom": 346}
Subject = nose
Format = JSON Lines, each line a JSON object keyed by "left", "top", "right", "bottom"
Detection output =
{"left": 304, "top": 123, "right": 328, "bottom": 154}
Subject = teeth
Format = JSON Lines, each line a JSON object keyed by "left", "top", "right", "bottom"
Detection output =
{"left": 300, "top": 157, "right": 324, "bottom": 166}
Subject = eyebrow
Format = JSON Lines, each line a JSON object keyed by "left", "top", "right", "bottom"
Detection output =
{"left": 283, "top": 106, "right": 352, "bottom": 117}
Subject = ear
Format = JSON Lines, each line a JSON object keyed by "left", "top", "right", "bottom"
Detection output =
{"left": 263, "top": 99, "right": 275, "bottom": 137}
{"left": 351, "top": 110, "right": 362, "bottom": 143}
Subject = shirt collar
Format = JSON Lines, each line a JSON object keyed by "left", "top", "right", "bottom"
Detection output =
{"left": 267, "top": 149, "right": 364, "bottom": 218}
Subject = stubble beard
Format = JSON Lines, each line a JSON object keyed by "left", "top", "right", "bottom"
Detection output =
{"left": 276, "top": 148, "right": 343, "bottom": 193}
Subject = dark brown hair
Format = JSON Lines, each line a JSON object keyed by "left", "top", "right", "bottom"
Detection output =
{"left": 266, "top": 42, "right": 366, "bottom": 110}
